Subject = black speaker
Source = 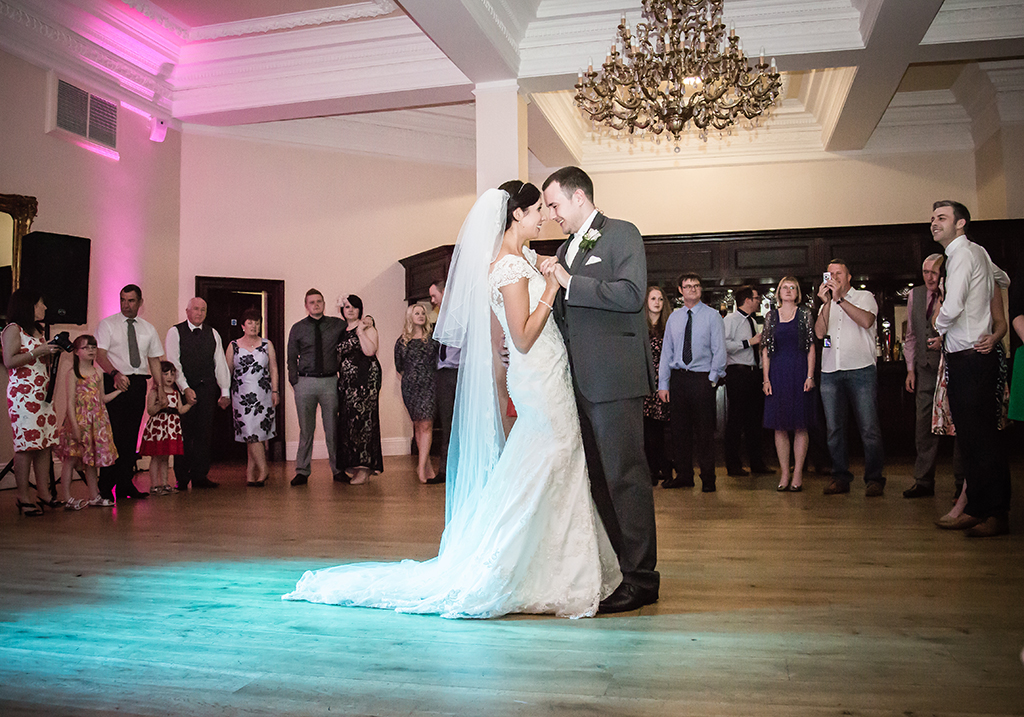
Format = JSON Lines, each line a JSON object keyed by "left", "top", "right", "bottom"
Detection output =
{"left": 19, "top": 231, "right": 91, "bottom": 325}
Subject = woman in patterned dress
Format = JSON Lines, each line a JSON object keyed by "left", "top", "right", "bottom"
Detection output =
{"left": 2, "top": 289, "right": 62, "bottom": 516}
{"left": 643, "top": 285, "right": 672, "bottom": 485}
{"left": 336, "top": 294, "right": 383, "bottom": 485}
{"left": 225, "top": 308, "right": 278, "bottom": 486}
{"left": 394, "top": 303, "right": 439, "bottom": 483}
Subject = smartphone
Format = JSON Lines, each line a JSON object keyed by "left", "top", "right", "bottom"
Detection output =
{"left": 823, "top": 335, "right": 831, "bottom": 348}
{"left": 822, "top": 271, "right": 831, "bottom": 284}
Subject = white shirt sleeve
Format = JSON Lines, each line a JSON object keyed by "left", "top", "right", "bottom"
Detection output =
{"left": 165, "top": 326, "right": 188, "bottom": 392}
{"left": 213, "top": 330, "right": 230, "bottom": 397}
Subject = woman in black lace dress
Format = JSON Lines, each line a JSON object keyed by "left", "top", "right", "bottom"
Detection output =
{"left": 336, "top": 294, "right": 383, "bottom": 485}
{"left": 394, "top": 303, "right": 439, "bottom": 483}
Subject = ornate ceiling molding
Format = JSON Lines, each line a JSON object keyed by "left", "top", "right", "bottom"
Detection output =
{"left": 188, "top": 1, "right": 399, "bottom": 41}
{"left": 921, "top": 0, "right": 1024, "bottom": 45}
{"left": 119, "top": 0, "right": 189, "bottom": 41}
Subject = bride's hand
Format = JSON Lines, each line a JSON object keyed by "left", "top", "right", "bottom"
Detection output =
{"left": 538, "top": 256, "right": 559, "bottom": 275}
{"left": 545, "top": 269, "right": 560, "bottom": 291}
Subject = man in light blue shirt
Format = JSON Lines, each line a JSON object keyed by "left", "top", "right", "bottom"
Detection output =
{"left": 658, "top": 273, "right": 726, "bottom": 491}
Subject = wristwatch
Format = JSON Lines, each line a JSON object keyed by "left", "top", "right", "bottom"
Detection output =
{"left": 835, "top": 296, "right": 844, "bottom": 305}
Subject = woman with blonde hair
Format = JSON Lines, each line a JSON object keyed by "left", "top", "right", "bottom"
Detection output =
{"left": 394, "top": 302, "right": 440, "bottom": 483}
{"left": 761, "top": 277, "right": 816, "bottom": 492}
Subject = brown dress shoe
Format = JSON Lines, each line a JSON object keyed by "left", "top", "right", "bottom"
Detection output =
{"left": 965, "top": 515, "right": 1009, "bottom": 538}
{"left": 937, "top": 514, "right": 981, "bottom": 531}
{"left": 823, "top": 479, "right": 850, "bottom": 495}
{"left": 865, "top": 481, "right": 884, "bottom": 497}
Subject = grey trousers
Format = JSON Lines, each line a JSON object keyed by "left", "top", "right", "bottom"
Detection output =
{"left": 913, "top": 362, "right": 964, "bottom": 489}
{"left": 293, "top": 376, "right": 339, "bottom": 476}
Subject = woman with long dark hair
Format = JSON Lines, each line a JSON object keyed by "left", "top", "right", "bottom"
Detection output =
{"left": 336, "top": 294, "right": 383, "bottom": 485}
{"left": 643, "top": 285, "right": 672, "bottom": 484}
{"left": 2, "top": 289, "right": 62, "bottom": 515}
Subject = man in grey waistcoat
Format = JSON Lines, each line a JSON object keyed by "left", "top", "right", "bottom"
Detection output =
{"left": 903, "top": 254, "right": 963, "bottom": 499}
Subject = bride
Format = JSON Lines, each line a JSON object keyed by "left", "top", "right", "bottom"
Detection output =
{"left": 283, "top": 181, "right": 620, "bottom": 618}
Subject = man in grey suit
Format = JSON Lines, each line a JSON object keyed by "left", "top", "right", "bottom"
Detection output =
{"left": 540, "top": 166, "right": 658, "bottom": 614}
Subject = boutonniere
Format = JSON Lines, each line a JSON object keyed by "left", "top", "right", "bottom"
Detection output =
{"left": 578, "top": 228, "right": 601, "bottom": 251}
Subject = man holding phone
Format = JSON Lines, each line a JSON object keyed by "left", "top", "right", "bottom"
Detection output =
{"left": 814, "top": 260, "right": 886, "bottom": 496}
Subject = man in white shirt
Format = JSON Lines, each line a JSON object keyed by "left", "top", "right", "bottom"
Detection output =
{"left": 815, "top": 260, "right": 885, "bottom": 497}
{"left": 929, "top": 200, "right": 1011, "bottom": 537}
{"left": 723, "top": 285, "right": 771, "bottom": 477}
{"left": 165, "top": 297, "right": 231, "bottom": 489}
{"left": 96, "top": 284, "right": 164, "bottom": 502}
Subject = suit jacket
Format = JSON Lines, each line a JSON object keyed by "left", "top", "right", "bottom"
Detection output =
{"left": 555, "top": 212, "right": 655, "bottom": 403}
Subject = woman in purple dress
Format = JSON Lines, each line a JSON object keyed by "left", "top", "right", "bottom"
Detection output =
{"left": 761, "top": 277, "right": 816, "bottom": 492}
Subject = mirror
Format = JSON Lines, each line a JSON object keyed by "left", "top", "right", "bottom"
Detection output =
{"left": 0, "top": 194, "right": 38, "bottom": 315}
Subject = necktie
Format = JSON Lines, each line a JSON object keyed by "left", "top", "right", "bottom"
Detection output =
{"left": 126, "top": 318, "right": 141, "bottom": 368}
{"left": 746, "top": 314, "right": 759, "bottom": 367}
{"left": 313, "top": 319, "right": 324, "bottom": 375}
{"left": 925, "top": 290, "right": 937, "bottom": 323}
{"left": 193, "top": 326, "right": 201, "bottom": 336}
{"left": 682, "top": 309, "right": 693, "bottom": 365}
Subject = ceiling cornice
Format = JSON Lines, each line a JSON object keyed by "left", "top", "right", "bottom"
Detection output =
{"left": 921, "top": 0, "right": 1024, "bottom": 45}
{"left": 187, "top": 0, "right": 398, "bottom": 42}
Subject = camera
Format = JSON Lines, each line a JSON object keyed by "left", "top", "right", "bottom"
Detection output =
{"left": 48, "top": 331, "right": 73, "bottom": 352}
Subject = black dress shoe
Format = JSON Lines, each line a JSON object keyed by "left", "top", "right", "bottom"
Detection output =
{"left": 902, "top": 483, "right": 935, "bottom": 499}
{"left": 290, "top": 474, "right": 308, "bottom": 486}
{"left": 662, "top": 477, "right": 694, "bottom": 489}
{"left": 333, "top": 472, "right": 351, "bottom": 483}
{"left": 598, "top": 583, "right": 659, "bottom": 614}
{"left": 175, "top": 482, "right": 189, "bottom": 491}
{"left": 727, "top": 468, "right": 749, "bottom": 477}
{"left": 701, "top": 483, "right": 717, "bottom": 493}
{"left": 192, "top": 478, "right": 219, "bottom": 489}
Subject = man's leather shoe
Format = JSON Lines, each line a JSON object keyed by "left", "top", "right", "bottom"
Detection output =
{"left": 662, "top": 477, "right": 694, "bottom": 489}
{"left": 727, "top": 469, "right": 749, "bottom": 477}
{"left": 192, "top": 478, "right": 219, "bottom": 489}
{"left": 936, "top": 513, "right": 980, "bottom": 530}
{"left": 333, "top": 472, "right": 351, "bottom": 483}
{"left": 902, "top": 483, "right": 934, "bottom": 499}
{"left": 701, "top": 483, "right": 716, "bottom": 493}
{"left": 598, "top": 583, "right": 658, "bottom": 614}
{"left": 823, "top": 479, "right": 850, "bottom": 495}
{"left": 865, "top": 481, "right": 885, "bottom": 498}
{"left": 965, "top": 514, "right": 1009, "bottom": 538}
{"left": 290, "top": 474, "right": 308, "bottom": 486}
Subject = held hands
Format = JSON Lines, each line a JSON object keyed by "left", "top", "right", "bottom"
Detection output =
{"left": 538, "top": 256, "right": 570, "bottom": 289}
{"left": 184, "top": 387, "right": 197, "bottom": 405}
{"left": 114, "top": 373, "right": 130, "bottom": 392}
{"left": 217, "top": 396, "right": 231, "bottom": 409}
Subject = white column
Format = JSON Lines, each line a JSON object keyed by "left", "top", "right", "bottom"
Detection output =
{"left": 473, "top": 80, "right": 528, "bottom": 194}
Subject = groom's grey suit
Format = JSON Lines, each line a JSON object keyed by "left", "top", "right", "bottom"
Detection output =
{"left": 554, "top": 212, "right": 659, "bottom": 593}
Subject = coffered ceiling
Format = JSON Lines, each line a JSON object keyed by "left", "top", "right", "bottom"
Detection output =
{"left": 1, "top": 0, "right": 1022, "bottom": 170}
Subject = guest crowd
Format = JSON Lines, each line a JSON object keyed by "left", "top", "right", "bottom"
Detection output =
{"left": 4, "top": 199, "right": 1017, "bottom": 537}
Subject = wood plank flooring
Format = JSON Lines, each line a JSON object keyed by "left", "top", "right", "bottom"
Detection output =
{"left": 1, "top": 456, "right": 1022, "bottom": 716}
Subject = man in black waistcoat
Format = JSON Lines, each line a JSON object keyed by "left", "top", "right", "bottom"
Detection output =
{"left": 166, "top": 297, "right": 231, "bottom": 489}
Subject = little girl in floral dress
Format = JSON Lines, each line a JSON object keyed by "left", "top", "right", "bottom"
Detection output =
{"left": 140, "top": 361, "right": 191, "bottom": 495}
{"left": 56, "top": 334, "right": 122, "bottom": 509}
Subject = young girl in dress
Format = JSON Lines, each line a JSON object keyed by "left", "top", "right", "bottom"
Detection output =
{"left": 56, "top": 334, "right": 122, "bottom": 509}
{"left": 140, "top": 361, "right": 191, "bottom": 495}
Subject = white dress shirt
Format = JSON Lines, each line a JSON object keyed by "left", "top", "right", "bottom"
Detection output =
{"left": 934, "top": 234, "right": 1010, "bottom": 352}
{"left": 563, "top": 209, "right": 599, "bottom": 300}
{"left": 819, "top": 287, "right": 878, "bottom": 373}
{"left": 723, "top": 309, "right": 758, "bottom": 366}
{"left": 164, "top": 321, "right": 231, "bottom": 397}
{"left": 96, "top": 313, "right": 164, "bottom": 376}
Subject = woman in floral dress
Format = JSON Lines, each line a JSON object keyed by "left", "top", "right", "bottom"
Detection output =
{"left": 225, "top": 308, "right": 278, "bottom": 486}
{"left": 336, "top": 294, "right": 383, "bottom": 485}
{"left": 2, "top": 289, "right": 62, "bottom": 516}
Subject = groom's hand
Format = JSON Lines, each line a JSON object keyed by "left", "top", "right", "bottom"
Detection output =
{"left": 549, "top": 263, "right": 571, "bottom": 288}
{"left": 538, "top": 256, "right": 559, "bottom": 274}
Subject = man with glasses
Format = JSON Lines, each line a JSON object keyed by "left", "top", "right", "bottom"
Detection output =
{"left": 658, "top": 273, "right": 726, "bottom": 492}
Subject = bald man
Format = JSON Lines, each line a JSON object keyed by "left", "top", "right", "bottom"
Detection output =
{"left": 165, "top": 297, "right": 231, "bottom": 489}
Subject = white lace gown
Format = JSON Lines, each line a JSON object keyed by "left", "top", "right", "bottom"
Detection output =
{"left": 283, "top": 249, "right": 620, "bottom": 618}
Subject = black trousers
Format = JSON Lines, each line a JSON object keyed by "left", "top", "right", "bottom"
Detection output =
{"left": 945, "top": 349, "right": 1011, "bottom": 518}
{"left": 177, "top": 381, "right": 220, "bottom": 487}
{"left": 643, "top": 415, "right": 671, "bottom": 479}
{"left": 435, "top": 368, "right": 458, "bottom": 478}
{"left": 669, "top": 369, "right": 717, "bottom": 485}
{"left": 100, "top": 374, "right": 148, "bottom": 499}
{"left": 724, "top": 364, "right": 765, "bottom": 472}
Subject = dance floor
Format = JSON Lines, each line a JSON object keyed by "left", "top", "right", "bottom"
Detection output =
{"left": 1, "top": 455, "right": 1022, "bottom": 716}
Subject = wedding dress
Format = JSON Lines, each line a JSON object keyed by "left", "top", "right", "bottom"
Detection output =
{"left": 283, "top": 191, "right": 620, "bottom": 619}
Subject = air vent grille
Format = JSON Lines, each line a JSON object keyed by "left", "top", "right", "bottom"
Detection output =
{"left": 54, "top": 79, "right": 117, "bottom": 149}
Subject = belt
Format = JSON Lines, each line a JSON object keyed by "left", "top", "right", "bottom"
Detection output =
{"left": 298, "top": 372, "right": 335, "bottom": 378}
{"left": 947, "top": 348, "right": 978, "bottom": 357}
{"left": 727, "top": 364, "right": 757, "bottom": 371}
{"left": 674, "top": 368, "right": 709, "bottom": 375}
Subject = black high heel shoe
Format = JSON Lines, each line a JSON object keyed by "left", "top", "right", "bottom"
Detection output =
{"left": 17, "top": 500, "right": 43, "bottom": 517}
{"left": 38, "top": 496, "right": 63, "bottom": 509}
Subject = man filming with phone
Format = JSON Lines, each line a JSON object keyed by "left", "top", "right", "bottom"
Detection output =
{"left": 814, "top": 260, "right": 886, "bottom": 497}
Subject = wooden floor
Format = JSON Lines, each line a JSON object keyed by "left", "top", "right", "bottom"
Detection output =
{"left": 1, "top": 455, "right": 1022, "bottom": 717}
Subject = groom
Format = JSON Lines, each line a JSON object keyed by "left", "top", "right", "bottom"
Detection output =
{"left": 540, "top": 166, "right": 659, "bottom": 613}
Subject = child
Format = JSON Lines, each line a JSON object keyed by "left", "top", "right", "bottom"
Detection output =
{"left": 140, "top": 361, "right": 191, "bottom": 495}
{"left": 56, "top": 335, "right": 121, "bottom": 509}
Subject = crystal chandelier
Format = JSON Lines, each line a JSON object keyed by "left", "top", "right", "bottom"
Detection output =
{"left": 575, "top": 0, "right": 783, "bottom": 142}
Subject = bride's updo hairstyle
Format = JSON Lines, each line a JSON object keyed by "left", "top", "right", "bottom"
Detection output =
{"left": 497, "top": 180, "right": 542, "bottom": 231}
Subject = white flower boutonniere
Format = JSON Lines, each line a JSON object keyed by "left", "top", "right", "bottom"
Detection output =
{"left": 578, "top": 228, "right": 601, "bottom": 252}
